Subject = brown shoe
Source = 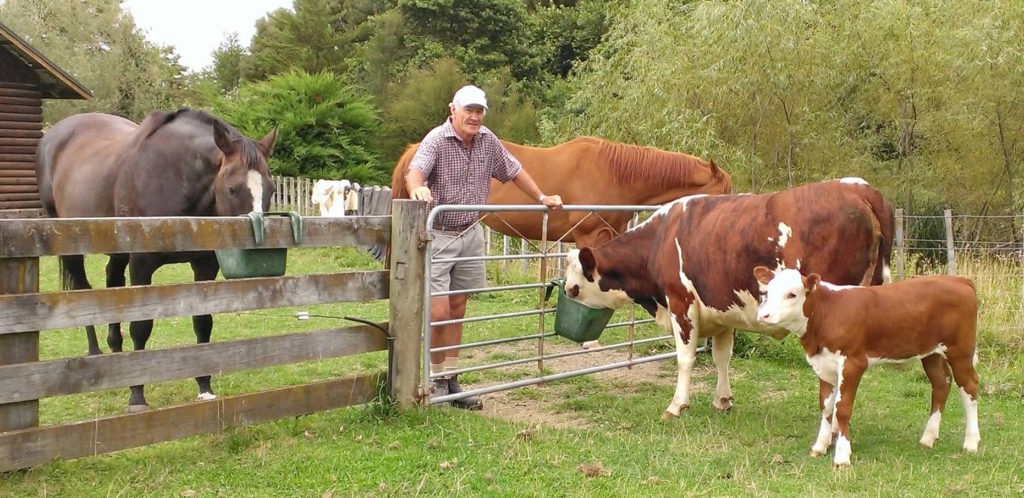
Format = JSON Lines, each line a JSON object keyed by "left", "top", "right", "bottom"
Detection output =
{"left": 447, "top": 376, "right": 483, "bottom": 410}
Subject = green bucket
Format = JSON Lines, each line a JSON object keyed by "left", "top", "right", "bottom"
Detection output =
{"left": 546, "top": 279, "right": 615, "bottom": 344}
{"left": 216, "top": 211, "right": 303, "bottom": 279}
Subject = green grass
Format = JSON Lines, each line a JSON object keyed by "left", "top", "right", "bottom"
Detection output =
{"left": 2, "top": 248, "right": 1023, "bottom": 496}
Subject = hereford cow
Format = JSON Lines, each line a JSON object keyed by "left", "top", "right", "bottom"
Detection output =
{"left": 563, "top": 179, "right": 894, "bottom": 418}
{"left": 753, "top": 267, "right": 980, "bottom": 467}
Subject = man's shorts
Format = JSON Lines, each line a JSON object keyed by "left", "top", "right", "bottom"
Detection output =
{"left": 429, "top": 224, "right": 486, "bottom": 295}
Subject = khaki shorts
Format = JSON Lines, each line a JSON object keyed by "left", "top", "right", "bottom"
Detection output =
{"left": 429, "top": 224, "right": 486, "bottom": 295}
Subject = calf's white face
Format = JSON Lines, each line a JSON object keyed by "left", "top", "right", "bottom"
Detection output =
{"left": 754, "top": 267, "right": 812, "bottom": 336}
{"left": 564, "top": 249, "right": 632, "bottom": 309}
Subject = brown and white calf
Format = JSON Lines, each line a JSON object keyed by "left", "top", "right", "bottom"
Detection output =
{"left": 753, "top": 267, "right": 980, "bottom": 467}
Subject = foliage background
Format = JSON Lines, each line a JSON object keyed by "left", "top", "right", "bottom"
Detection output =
{"left": 1, "top": 0, "right": 1022, "bottom": 241}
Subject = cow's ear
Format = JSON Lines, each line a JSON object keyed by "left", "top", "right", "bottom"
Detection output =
{"left": 579, "top": 247, "right": 597, "bottom": 278}
{"left": 805, "top": 273, "right": 821, "bottom": 292}
{"left": 752, "top": 266, "right": 773, "bottom": 285}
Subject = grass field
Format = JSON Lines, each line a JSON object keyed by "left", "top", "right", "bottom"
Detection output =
{"left": 2, "top": 247, "right": 1023, "bottom": 497}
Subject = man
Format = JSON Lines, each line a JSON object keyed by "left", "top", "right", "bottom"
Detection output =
{"left": 406, "top": 85, "right": 563, "bottom": 410}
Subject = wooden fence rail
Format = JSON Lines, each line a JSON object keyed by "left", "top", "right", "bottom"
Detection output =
{"left": 0, "top": 205, "right": 427, "bottom": 472}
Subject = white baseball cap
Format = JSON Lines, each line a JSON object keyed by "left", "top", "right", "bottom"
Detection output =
{"left": 452, "top": 85, "right": 488, "bottom": 110}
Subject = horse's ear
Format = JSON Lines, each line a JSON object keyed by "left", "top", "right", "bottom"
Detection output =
{"left": 258, "top": 126, "right": 278, "bottom": 157}
{"left": 213, "top": 120, "right": 236, "bottom": 155}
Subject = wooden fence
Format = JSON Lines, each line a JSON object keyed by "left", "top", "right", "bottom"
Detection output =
{"left": 0, "top": 201, "right": 427, "bottom": 472}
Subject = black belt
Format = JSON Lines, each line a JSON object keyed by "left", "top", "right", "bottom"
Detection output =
{"left": 432, "top": 223, "right": 474, "bottom": 232}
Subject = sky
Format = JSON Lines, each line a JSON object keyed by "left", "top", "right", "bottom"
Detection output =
{"left": 122, "top": 0, "right": 293, "bottom": 72}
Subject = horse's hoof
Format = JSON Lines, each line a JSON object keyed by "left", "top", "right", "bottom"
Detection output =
{"left": 196, "top": 392, "right": 217, "bottom": 401}
{"left": 713, "top": 396, "right": 734, "bottom": 412}
{"left": 582, "top": 341, "right": 600, "bottom": 350}
{"left": 125, "top": 404, "right": 150, "bottom": 414}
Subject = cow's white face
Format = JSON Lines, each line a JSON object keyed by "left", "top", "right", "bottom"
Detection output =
{"left": 754, "top": 267, "right": 811, "bottom": 335}
{"left": 564, "top": 249, "right": 632, "bottom": 309}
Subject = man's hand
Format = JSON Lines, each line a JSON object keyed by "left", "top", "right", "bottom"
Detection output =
{"left": 540, "top": 194, "right": 563, "bottom": 209}
{"left": 411, "top": 186, "right": 433, "bottom": 202}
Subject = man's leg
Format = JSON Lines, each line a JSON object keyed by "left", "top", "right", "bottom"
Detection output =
{"left": 429, "top": 295, "right": 453, "bottom": 398}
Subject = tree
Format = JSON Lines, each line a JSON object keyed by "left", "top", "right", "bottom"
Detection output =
{"left": 0, "top": 0, "right": 189, "bottom": 122}
{"left": 215, "top": 70, "right": 387, "bottom": 183}
{"left": 398, "top": 0, "right": 541, "bottom": 82}
{"left": 210, "top": 32, "right": 246, "bottom": 94}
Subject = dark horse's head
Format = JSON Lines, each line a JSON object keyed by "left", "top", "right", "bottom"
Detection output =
{"left": 206, "top": 112, "right": 278, "bottom": 215}
{"left": 121, "top": 108, "right": 278, "bottom": 217}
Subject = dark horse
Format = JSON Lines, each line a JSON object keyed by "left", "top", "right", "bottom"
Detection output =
{"left": 35, "top": 109, "right": 277, "bottom": 412}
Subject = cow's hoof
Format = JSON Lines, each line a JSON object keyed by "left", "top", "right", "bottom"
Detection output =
{"left": 196, "top": 392, "right": 217, "bottom": 401}
{"left": 833, "top": 461, "right": 851, "bottom": 469}
{"left": 660, "top": 410, "right": 678, "bottom": 421}
{"left": 125, "top": 404, "right": 150, "bottom": 414}
{"left": 713, "top": 396, "right": 734, "bottom": 411}
{"left": 919, "top": 439, "right": 934, "bottom": 449}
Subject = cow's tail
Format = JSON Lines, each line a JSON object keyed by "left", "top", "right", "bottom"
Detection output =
{"left": 373, "top": 144, "right": 419, "bottom": 265}
{"left": 864, "top": 187, "right": 896, "bottom": 285}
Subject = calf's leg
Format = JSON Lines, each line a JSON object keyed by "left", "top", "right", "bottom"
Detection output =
{"left": 831, "top": 359, "right": 866, "bottom": 468}
{"left": 919, "top": 354, "right": 951, "bottom": 448}
{"left": 811, "top": 379, "right": 838, "bottom": 457}
{"left": 948, "top": 351, "right": 980, "bottom": 452}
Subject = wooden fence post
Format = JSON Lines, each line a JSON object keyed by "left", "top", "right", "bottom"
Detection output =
{"left": 944, "top": 209, "right": 956, "bottom": 275}
{"left": 895, "top": 208, "right": 904, "bottom": 281}
{"left": 0, "top": 257, "right": 39, "bottom": 432}
{"left": 389, "top": 199, "right": 427, "bottom": 408}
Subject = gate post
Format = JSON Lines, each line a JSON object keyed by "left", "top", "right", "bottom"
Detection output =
{"left": 0, "top": 257, "right": 40, "bottom": 431}
{"left": 388, "top": 199, "right": 427, "bottom": 408}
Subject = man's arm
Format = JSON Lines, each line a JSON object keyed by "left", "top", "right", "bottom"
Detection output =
{"left": 512, "top": 170, "right": 563, "bottom": 209}
{"left": 406, "top": 168, "right": 432, "bottom": 202}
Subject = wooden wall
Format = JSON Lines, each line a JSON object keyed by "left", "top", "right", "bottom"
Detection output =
{"left": 0, "top": 81, "right": 42, "bottom": 211}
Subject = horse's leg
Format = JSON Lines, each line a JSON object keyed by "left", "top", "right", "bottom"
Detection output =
{"left": 124, "top": 253, "right": 162, "bottom": 412}
{"left": 190, "top": 253, "right": 219, "bottom": 401}
{"left": 104, "top": 253, "right": 130, "bottom": 352}
{"left": 60, "top": 255, "right": 102, "bottom": 356}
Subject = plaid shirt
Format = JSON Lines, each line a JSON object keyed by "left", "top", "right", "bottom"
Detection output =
{"left": 410, "top": 118, "right": 522, "bottom": 228}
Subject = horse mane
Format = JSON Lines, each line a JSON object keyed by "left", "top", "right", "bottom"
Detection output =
{"left": 596, "top": 139, "right": 722, "bottom": 189}
{"left": 132, "top": 108, "right": 264, "bottom": 168}
{"left": 390, "top": 143, "right": 419, "bottom": 199}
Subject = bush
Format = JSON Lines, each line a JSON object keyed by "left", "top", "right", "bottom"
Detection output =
{"left": 217, "top": 70, "right": 388, "bottom": 184}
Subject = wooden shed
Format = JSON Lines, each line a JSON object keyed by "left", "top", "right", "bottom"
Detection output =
{"left": 0, "top": 21, "right": 92, "bottom": 216}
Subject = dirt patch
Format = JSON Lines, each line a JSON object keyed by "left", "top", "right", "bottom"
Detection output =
{"left": 456, "top": 340, "right": 701, "bottom": 429}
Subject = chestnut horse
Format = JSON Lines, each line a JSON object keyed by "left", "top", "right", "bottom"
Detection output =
{"left": 390, "top": 136, "right": 732, "bottom": 248}
{"left": 35, "top": 108, "right": 277, "bottom": 411}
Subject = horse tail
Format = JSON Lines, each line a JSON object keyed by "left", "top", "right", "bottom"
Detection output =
{"left": 374, "top": 144, "right": 421, "bottom": 264}
{"left": 390, "top": 143, "right": 419, "bottom": 199}
{"left": 58, "top": 257, "right": 73, "bottom": 291}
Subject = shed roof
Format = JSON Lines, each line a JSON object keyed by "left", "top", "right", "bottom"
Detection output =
{"left": 0, "top": 20, "right": 92, "bottom": 100}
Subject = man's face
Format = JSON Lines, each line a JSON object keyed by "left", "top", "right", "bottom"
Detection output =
{"left": 450, "top": 104, "right": 485, "bottom": 139}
